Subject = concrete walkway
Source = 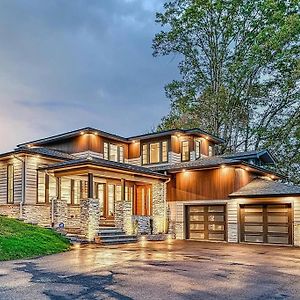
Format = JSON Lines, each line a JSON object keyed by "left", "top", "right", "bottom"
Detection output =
{"left": 0, "top": 240, "right": 300, "bottom": 299}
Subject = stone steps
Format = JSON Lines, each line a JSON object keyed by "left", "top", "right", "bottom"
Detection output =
{"left": 96, "top": 226, "right": 138, "bottom": 245}
{"left": 65, "top": 233, "right": 89, "bottom": 245}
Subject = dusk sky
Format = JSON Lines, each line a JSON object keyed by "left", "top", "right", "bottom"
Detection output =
{"left": 0, "top": 0, "right": 178, "bottom": 152}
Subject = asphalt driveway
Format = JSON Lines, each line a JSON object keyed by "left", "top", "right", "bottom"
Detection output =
{"left": 0, "top": 240, "right": 300, "bottom": 299}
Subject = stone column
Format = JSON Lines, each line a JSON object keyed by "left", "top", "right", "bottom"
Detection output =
{"left": 51, "top": 198, "right": 68, "bottom": 228}
{"left": 152, "top": 182, "right": 167, "bottom": 234}
{"left": 80, "top": 198, "right": 100, "bottom": 241}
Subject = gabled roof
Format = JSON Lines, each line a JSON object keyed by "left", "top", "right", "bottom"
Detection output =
{"left": 39, "top": 157, "right": 169, "bottom": 179}
{"left": 0, "top": 147, "right": 75, "bottom": 161}
{"left": 128, "top": 128, "right": 224, "bottom": 144}
{"left": 229, "top": 178, "right": 300, "bottom": 197}
{"left": 17, "top": 127, "right": 129, "bottom": 147}
{"left": 221, "top": 149, "right": 276, "bottom": 164}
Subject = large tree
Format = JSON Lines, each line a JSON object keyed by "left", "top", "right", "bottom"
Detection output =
{"left": 153, "top": 0, "right": 300, "bottom": 183}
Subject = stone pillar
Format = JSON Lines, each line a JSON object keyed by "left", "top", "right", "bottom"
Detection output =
{"left": 80, "top": 198, "right": 100, "bottom": 241}
{"left": 51, "top": 198, "right": 68, "bottom": 228}
{"left": 123, "top": 201, "right": 133, "bottom": 235}
{"left": 152, "top": 182, "right": 167, "bottom": 234}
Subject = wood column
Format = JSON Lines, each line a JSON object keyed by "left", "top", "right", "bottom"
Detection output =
{"left": 88, "top": 173, "right": 94, "bottom": 198}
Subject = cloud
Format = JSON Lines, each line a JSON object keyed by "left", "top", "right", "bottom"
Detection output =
{"left": 0, "top": 0, "right": 178, "bottom": 152}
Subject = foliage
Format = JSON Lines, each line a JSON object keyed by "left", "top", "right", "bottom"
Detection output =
{"left": 0, "top": 216, "right": 70, "bottom": 261}
{"left": 153, "top": 0, "right": 300, "bottom": 183}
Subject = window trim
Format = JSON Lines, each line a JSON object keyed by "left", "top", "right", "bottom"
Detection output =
{"left": 208, "top": 145, "right": 214, "bottom": 157}
{"left": 141, "top": 140, "right": 169, "bottom": 165}
{"left": 181, "top": 140, "right": 190, "bottom": 162}
{"left": 7, "top": 164, "right": 14, "bottom": 204}
{"left": 36, "top": 171, "right": 49, "bottom": 204}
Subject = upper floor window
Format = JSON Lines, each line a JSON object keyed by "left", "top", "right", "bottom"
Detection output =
{"left": 181, "top": 141, "right": 190, "bottom": 161}
{"left": 142, "top": 141, "right": 168, "bottom": 165}
{"left": 208, "top": 145, "right": 213, "bottom": 157}
{"left": 7, "top": 164, "right": 14, "bottom": 204}
{"left": 195, "top": 140, "right": 201, "bottom": 159}
{"left": 104, "top": 142, "right": 124, "bottom": 163}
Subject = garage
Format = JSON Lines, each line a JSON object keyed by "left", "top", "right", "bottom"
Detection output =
{"left": 240, "top": 204, "right": 292, "bottom": 245}
{"left": 186, "top": 205, "right": 226, "bottom": 241}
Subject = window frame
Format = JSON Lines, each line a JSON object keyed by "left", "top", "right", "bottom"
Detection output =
{"left": 208, "top": 145, "right": 214, "bottom": 157}
{"left": 195, "top": 140, "right": 201, "bottom": 159}
{"left": 103, "top": 141, "right": 124, "bottom": 163}
{"left": 36, "top": 171, "right": 50, "bottom": 204}
{"left": 181, "top": 140, "right": 190, "bottom": 162}
{"left": 141, "top": 140, "right": 169, "bottom": 165}
{"left": 7, "top": 164, "right": 14, "bottom": 204}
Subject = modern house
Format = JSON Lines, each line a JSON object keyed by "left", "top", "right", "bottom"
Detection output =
{"left": 0, "top": 127, "right": 300, "bottom": 246}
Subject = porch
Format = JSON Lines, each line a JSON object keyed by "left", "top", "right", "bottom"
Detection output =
{"left": 39, "top": 157, "right": 168, "bottom": 241}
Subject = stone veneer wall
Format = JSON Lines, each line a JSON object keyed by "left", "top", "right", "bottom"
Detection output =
{"left": 132, "top": 216, "right": 151, "bottom": 234}
{"left": 80, "top": 198, "right": 100, "bottom": 241}
{"left": 66, "top": 206, "right": 81, "bottom": 228}
{"left": 0, "top": 205, "right": 20, "bottom": 218}
{"left": 23, "top": 205, "right": 51, "bottom": 227}
{"left": 152, "top": 182, "right": 167, "bottom": 234}
{"left": 51, "top": 199, "right": 68, "bottom": 228}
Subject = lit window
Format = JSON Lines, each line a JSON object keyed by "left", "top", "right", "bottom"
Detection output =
{"left": 162, "top": 141, "right": 168, "bottom": 162}
{"left": 108, "top": 184, "right": 115, "bottom": 216}
{"left": 119, "top": 146, "right": 124, "bottom": 163}
{"left": 195, "top": 140, "right": 201, "bottom": 159}
{"left": 208, "top": 145, "right": 213, "bottom": 156}
{"left": 109, "top": 144, "right": 118, "bottom": 162}
{"left": 7, "top": 164, "right": 14, "bottom": 204}
{"left": 37, "top": 171, "right": 46, "bottom": 203}
{"left": 181, "top": 141, "right": 190, "bottom": 161}
{"left": 150, "top": 142, "right": 160, "bottom": 164}
{"left": 72, "top": 180, "right": 81, "bottom": 205}
{"left": 104, "top": 142, "right": 109, "bottom": 160}
{"left": 142, "top": 144, "right": 148, "bottom": 164}
{"left": 61, "top": 178, "right": 71, "bottom": 204}
{"left": 98, "top": 183, "right": 105, "bottom": 216}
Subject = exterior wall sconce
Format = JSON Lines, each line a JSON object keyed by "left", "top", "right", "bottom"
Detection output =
{"left": 221, "top": 164, "right": 226, "bottom": 168}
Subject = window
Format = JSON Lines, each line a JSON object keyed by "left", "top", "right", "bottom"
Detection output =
{"left": 142, "top": 141, "right": 168, "bottom": 165}
{"left": 7, "top": 164, "right": 14, "bottom": 204}
{"left": 162, "top": 141, "right": 168, "bottom": 162}
{"left": 195, "top": 140, "right": 201, "bottom": 159}
{"left": 37, "top": 171, "right": 46, "bottom": 203}
{"left": 142, "top": 144, "right": 148, "bottom": 164}
{"left": 103, "top": 142, "right": 124, "bottom": 163}
{"left": 61, "top": 178, "right": 71, "bottom": 204}
{"left": 150, "top": 142, "right": 160, "bottom": 164}
{"left": 72, "top": 180, "right": 81, "bottom": 205}
{"left": 107, "top": 184, "right": 115, "bottom": 216}
{"left": 181, "top": 141, "right": 190, "bottom": 161}
{"left": 97, "top": 183, "right": 105, "bottom": 216}
{"left": 208, "top": 145, "right": 213, "bottom": 156}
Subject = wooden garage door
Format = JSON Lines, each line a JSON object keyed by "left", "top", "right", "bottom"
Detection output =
{"left": 187, "top": 205, "right": 226, "bottom": 241}
{"left": 240, "top": 204, "right": 292, "bottom": 245}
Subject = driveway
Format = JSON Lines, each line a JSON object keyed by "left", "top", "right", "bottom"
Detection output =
{"left": 0, "top": 240, "right": 300, "bottom": 299}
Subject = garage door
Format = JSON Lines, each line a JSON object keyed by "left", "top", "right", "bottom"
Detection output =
{"left": 240, "top": 204, "right": 292, "bottom": 245}
{"left": 186, "top": 205, "right": 226, "bottom": 241}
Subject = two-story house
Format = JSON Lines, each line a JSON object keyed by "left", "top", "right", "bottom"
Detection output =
{"left": 0, "top": 127, "right": 300, "bottom": 246}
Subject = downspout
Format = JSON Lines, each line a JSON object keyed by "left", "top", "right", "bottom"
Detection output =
{"left": 163, "top": 172, "right": 171, "bottom": 233}
{"left": 13, "top": 155, "right": 26, "bottom": 219}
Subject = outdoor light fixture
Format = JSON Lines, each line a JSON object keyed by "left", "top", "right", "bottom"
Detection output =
{"left": 205, "top": 136, "right": 209, "bottom": 140}
{"left": 182, "top": 169, "right": 186, "bottom": 172}
{"left": 245, "top": 167, "right": 249, "bottom": 171}
{"left": 221, "top": 164, "right": 226, "bottom": 168}
{"left": 94, "top": 131, "right": 98, "bottom": 135}
{"left": 80, "top": 131, "right": 85, "bottom": 135}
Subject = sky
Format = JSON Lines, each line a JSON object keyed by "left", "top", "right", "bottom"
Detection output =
{"left": 0, "top": 0, "right": 178, "bottom": 152}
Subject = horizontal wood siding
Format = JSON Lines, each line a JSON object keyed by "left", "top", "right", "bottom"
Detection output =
{"left": 0, "top": 162, "right": 7, "bottom": 204}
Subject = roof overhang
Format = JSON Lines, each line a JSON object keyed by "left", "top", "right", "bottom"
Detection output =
{"left": 39, "top": 159, "right": 169, "bottom": 180}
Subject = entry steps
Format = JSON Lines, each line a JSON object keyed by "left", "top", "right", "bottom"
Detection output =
{"left": 96, "top": 227, "right": 138, "bottom": 245}
{"left": 65, "top": 233, "right": 89, "bottom": 245}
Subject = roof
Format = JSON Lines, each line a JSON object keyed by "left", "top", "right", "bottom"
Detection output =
{"left": 229, "top": 178, "right": 300, "bottom": 197}
{"left": 17, "top": 127, "right": 129, "bottom": 147}
{"left": 17, "top": 126, "right": 224, "bottom": 148}
{"left": 150, "top": 156, "right": 239, "bottom": 172}
{"left": 128, "top": 128, "right": 224, "bottom": 144}
{"left": 150, "top": 156, "right": 283, "bottom": 179}
{"left": 39, "top": 157, "right": 169, "bottom": 179}
{"left": 0, "top": 147, "right": 74, "bottom": 161}
{"left": 221, "top": 149, "right": 276, "bottom": 164}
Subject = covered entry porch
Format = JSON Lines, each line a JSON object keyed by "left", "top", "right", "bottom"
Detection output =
{"left": 39, "top": 157, "right": 168, "bottom": 240}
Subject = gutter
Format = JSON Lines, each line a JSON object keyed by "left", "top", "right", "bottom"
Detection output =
{"left": 13, "top": 155, "right": 26, "bottom": 219}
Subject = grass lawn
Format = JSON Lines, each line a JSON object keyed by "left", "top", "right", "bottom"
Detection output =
{"left": 0, "top": 216, "right": 70, "bottom": 261}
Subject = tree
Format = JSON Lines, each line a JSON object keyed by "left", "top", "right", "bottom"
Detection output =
{"left": 153, "top": 0, "right": 300, "bottom": 182}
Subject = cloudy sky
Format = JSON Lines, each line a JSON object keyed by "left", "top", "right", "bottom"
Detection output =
{"left": 0, "top": 0, "right": 178, "bottom": 152}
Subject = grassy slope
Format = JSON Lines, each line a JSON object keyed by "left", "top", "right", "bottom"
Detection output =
{"left": 0, "top": 216, "right": 70, "bottom": 261}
